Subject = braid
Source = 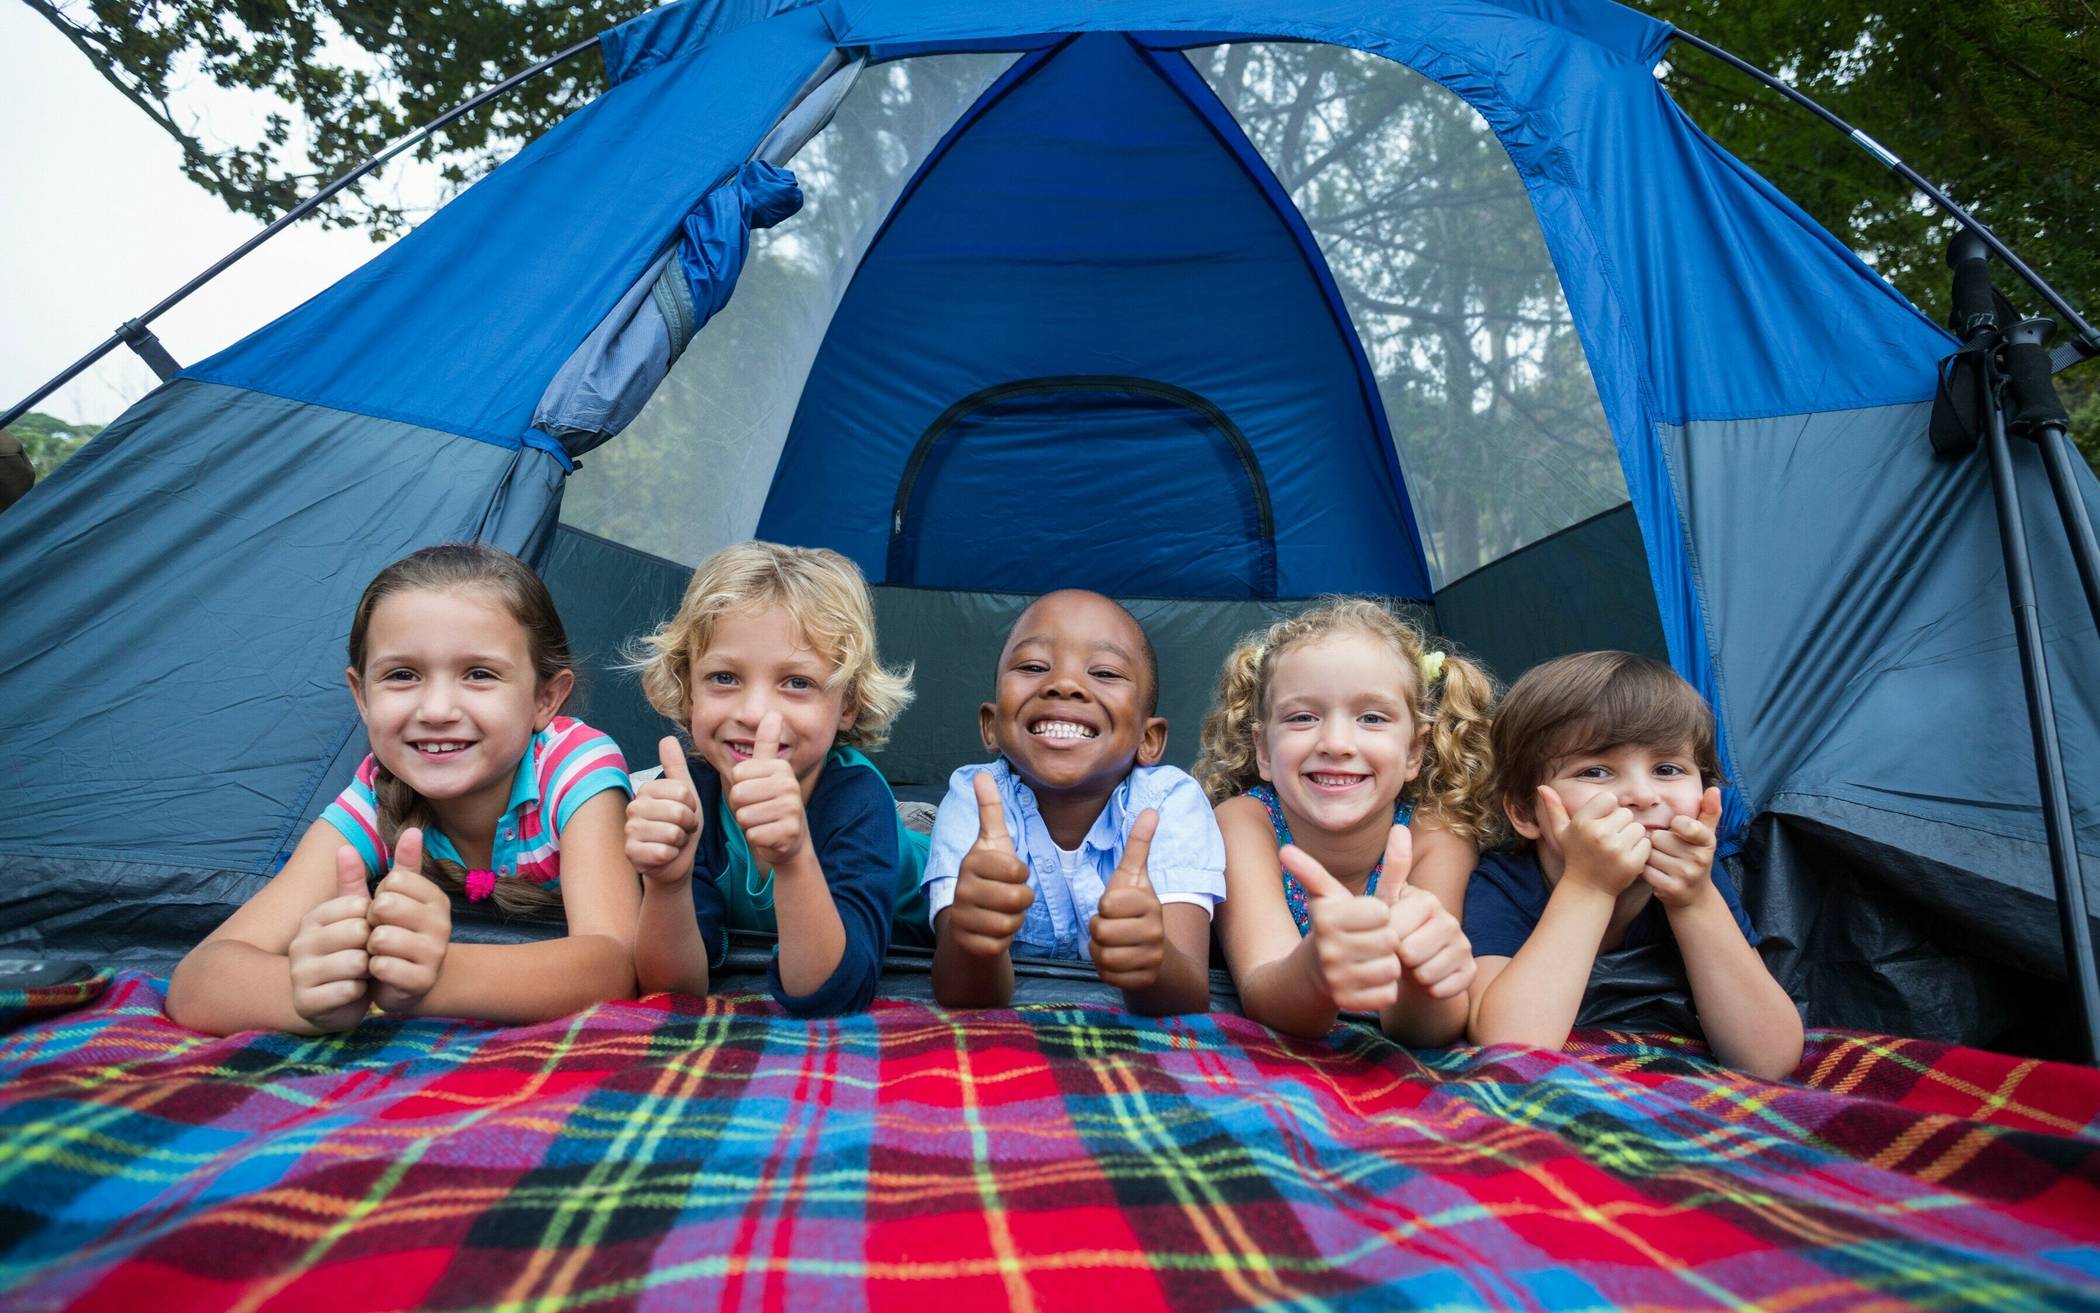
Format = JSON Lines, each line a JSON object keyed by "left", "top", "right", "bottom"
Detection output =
{"left": 1413, "top": 650, "right": 1501, "bottom": 843}
{"left": 370, "top": 763, "right": 563, "bottom": 915}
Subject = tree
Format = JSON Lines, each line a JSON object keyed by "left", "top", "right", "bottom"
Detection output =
{"left": 3, "top": 413, "right": 102, "bottom": 479}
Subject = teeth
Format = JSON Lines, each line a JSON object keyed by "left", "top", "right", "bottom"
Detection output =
{"left": 1310, "top": 773, "right": 1364, "bottom": 787}
{"left": 1030, "top": 720, "right": 1096, "bottom": 740}
{"left": 416, "top": 742, "right": 469, "bottom": 755}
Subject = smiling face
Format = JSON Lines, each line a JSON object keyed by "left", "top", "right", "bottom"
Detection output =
{"left": 349, "top": 585, "right": 570, "bottom": 831}
{"left": 686, "top": 603, "right": 853, "bottom": 796}
{"left": 1254, "top": 632, "right": 1424, "bottom": 843}
{"left": 980, "top": 591, "right": 1166, "bottom": 806}
{"left": 1508, "top": 740, "right": 1706, "bottom": 874}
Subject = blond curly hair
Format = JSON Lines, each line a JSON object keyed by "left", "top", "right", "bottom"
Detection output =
{"left": 631, "top": 541, "right": 913, "bottom": 750}
{"left": 1193, "top": 598, "right": 1499, "bottom": 842}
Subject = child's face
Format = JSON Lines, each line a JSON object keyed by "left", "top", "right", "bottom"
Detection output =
{"left": 979, "top": 591, "right": 1166, "bottom": 800}
{"left": 349, "top": 586, "right": 569, "bottom": 822}
{"left": 1255, "top": 633, "right": 1424, "bottom": 838}
{"left": 1510, "top": 740, "right": 1706, "bottom": 862}
{"left": 687, "top": 603, "right": 853, "bottom": 794}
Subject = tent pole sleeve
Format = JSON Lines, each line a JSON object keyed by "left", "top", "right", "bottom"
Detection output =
{"left": 1669, "top": 28, "right": 2099, "bottom": 369}
{"left": 0, "top": 36, "right": 599, "bottom": 433}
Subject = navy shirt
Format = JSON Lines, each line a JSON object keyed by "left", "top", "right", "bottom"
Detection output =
{"left": 685, "top": 748, "right": 909, "bottom": 1017}
{"left": 1464, "top": 846, "right": 1759, "bottom": 961}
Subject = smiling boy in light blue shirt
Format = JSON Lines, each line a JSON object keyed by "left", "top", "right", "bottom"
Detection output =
{"left": 924, "top": 590, "right": 1225, "bottom": 1014}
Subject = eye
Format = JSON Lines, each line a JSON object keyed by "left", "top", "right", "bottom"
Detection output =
{"left": 1090, "top": 667, "right": 1126, "bottom": 683}
{"left": 1282, "top": 712, "right": 1317, "bottom": 727}
{"left": 703, "top": 671, "right": 737, "bottom": 687}
{"left": 1358, "top": 712, "right": 1392, "bottom": 726}
{"left": 784, "top": 675, "right": 817, "bottom": 692}
{"left": 464, "top": 667, "right": 499, "bottom": 682}
{"left": 1014, "top": 661, "right": 1049, "bottom": 676}
{"left": 1573, "top": 765, "right": 1611, "bottom": 781}
{"left": 381, "top": 668, "right": 417, "bottom": 683}
{"left": 1655, "top": 763, "right": 1690, "bottom": 777}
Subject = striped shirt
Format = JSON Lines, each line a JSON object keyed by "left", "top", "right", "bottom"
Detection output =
{"left": 320, "top": 716, "right": 632, "bottom": 889}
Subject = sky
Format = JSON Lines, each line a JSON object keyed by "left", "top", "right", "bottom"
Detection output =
{"left": 3, "top": 3, "right": 409, "bottom": 425}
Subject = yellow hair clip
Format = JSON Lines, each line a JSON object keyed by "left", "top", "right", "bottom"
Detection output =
{"left": 1418, "top": 650, "right": 1447, "bottom": 685}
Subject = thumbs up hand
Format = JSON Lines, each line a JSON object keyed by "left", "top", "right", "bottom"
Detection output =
{"left": 1283, "top": 843, "right": 1404, "bottom": 1012}
{"left": 1374, "top": 825, "right": 1475, "bottom": 1000}
{"left": 1540, "top": 786, "right": 1649, "bottom": 897}
{"left": 1088, "top": 808, "right": 1165, "bottom": 991}
{"left": 368, "top": 827, "right": 452, "bottom": 1014}
{"left": 289, "top": 844, "right": 376, "bottom": 1031}
{"left": 627, "top": 736, "right": 704, "bottom": 885}
{"left": 948, "top": 772, "right": 1035, "bottom": 959}
{"left": 1643, "top": 787, "right": 1724, "bottom": 909}
{"left": 728, "top": 712, "right": 809, "bottom": 869}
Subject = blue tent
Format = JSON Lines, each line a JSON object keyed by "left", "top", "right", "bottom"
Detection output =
{"left": 2, "top": 0, "right": 2093, "bottom": 1047}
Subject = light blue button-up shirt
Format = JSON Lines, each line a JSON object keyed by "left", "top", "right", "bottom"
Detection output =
{"left": 922, "top": 759, "right": 1226, "bottom": 961}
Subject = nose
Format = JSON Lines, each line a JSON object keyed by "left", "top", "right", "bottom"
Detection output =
{"left": 1315, "top": 717, "right": 1356, "bottom": 758}
{"left": 1042, "top": 666, "right": 1089, "bottom": 699}
{"left": 736, "top": 685, "right": 774, "bottom": 728}
{"left": 418, "top": 678, "right": 461, "bottom": 722}
{"left": 1618, "top": 773, "right": 1660, "bottom": 809}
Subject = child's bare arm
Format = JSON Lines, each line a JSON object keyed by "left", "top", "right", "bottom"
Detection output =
{"left": 629, "top": 737, "right": 711, "bottom": 996}
{"left": 1648, "top": 792, "right": 1803, "bottom": 1079}
{"left": 1214, "top": 799, "right": 1345, "bottom": 1037}
{"left": 1468, "top": 789, "right": 1644, "bottom": 1049}
{"left": 167, "top": 820, "right": 372, "bottom": 1035}
{"left": 931, "top": 774, "right": 1030, "bottom": 1008}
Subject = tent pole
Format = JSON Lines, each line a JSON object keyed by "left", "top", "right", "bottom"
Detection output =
{"left": 1669, "top": 29, "right": 2099, "bottom": 373}
{"left": 0, "top": 36, "right": 600, "bottom": 435}
{"left": 1944, "top": 235, "right": 2100, "bottom": 1062}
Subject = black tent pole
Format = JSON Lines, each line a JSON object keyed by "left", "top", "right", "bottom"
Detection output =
{"left": 1669, "top": 28, "right": 2099, "bottom": 372}
{"left": 0, "top": 36, "right": 599, "bottom": 435}
{"left": 1944, "top": 235, "right": 2100, "bottom": 1062}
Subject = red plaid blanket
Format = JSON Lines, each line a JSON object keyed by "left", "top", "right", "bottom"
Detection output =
{"left": 2, "top": 972, "right": 2096, "bottom": 1310}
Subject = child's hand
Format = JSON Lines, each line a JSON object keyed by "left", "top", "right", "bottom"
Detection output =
{"left": 288, "top": 845, "right": 375, "bottom": 1031}
{"left": 1377, "top": 824, "right": 1476, "bottom": 1000}
{"left": 1087, "top": 809, "right": 1164, "bottom": 991}
{"left": 728, "top": 712, "right": 809, "bottom": 869}
{"left": 1538, "top": 787, "right": 1648, "bottom": 895}
{"left": 948, "top": 773, "right": 1035, "bottom": 959}
{"left": 367, "top": 828, "right": 452, "bottom": 1014}
{"left": 627, "top": 737, "right": 703, "bottom": 886}
{"left": 1644, "top": 787, "right": 1723, "bottom": 909}
{"left": 1282, "top": 844, "right": 1402, "bottom": 1012}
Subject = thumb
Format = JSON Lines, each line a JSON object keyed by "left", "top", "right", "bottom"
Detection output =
{"left": 393, "top": 826, "right": 425, "bottom": 875}
{"left": 1112, "top": 808, "right": 1159, "bottom": 890}
{"left": 1698, "top": 786, "right": 1723, "bottom": 830}
{"left": 658, "top": 735, "right": 695, "bottom": 787}
{"left": 972, "top": 772, "right": 1012, "bottom": 849}
{"left": 1374, "top": 823, "right": 1413, "bottom": 906}
{"left": 335, "top": 845, "right": 368, "bottom": 900}
{"left": 1279, "top": 844, "right": 1345, "bottom": 901}
{"left": 753, "top": 711, "right": 783, "bottom": 763}
{"left": 1536, "top": 785, "right": 1572, "bottom": 833}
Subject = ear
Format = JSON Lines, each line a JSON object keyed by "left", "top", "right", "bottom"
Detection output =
{"left": 1504, "top": 791, "right": 1542, "bottom": 842}
{"left": 1136, "top": 715, "right": 1168, "bottom": 767}
{"left": 837, "top": 694, "right": 858, "bottom": 737}
{"left": 346, "top": 666, "right": 368, "bottom": 719}
{"left": 1253, "top": 725, "right": 1273, "bottom": 783}
{"left": 978, "top": 701, "right": 999, "bottom": 753}
{"left": 1404, "top": 722, "right": 1428, "bottom": 784}
{"left": 534, "top": 667, "right": 575, "bottom": 732}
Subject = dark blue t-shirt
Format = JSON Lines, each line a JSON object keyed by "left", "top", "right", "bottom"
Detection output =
{"left": 1463, "top": 846, "right": 1759, "bottom": 960}
{"left": 685, "top": 748, "right": 919, "bottom": 1017}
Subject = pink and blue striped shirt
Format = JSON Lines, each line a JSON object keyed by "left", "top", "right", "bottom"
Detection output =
{"left": 320, "top": 715, "right": 632, "bottom": 889}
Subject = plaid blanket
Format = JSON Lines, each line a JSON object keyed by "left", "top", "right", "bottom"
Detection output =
{"left": 2, "top": 972, "right": 2096, "bottom": 1311}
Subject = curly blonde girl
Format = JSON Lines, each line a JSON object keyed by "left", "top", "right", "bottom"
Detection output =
{"left": 632, "top": 541, "right": 913, "bottom": 750}
{"left": 1194, "top": 598, "right": 1499, "bottom": 842}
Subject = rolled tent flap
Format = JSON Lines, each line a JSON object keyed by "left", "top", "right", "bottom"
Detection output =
{"left": 531, "top": 161, "right": 805, "bottom": 457}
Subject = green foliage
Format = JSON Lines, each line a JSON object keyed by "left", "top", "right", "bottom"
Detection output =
{"left": 4, "top": 413, "right": 103, "bottom": 479}
{"left": 1641, "top": 0, "right": 2099, "bottom": 462}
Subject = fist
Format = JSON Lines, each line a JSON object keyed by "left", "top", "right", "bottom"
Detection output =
{"left": 627, "top": 736, "right": 703, "bottom": 885}
{"left": 1284, "top": 840, "right": 1403, "bottom": 1013}
{"left": 948, "top": 772, "right": 1034, "bottom": 958}
{"left": 1088, "top": 809, "right": 1163, "bottom": 992}
{"left": 1539, "top": 787, "right": 1649, "bottom": 895}
{"left": 366, "top": 828, "right": 452, "bottom": 1013}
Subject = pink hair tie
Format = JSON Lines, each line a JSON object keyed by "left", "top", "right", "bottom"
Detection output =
{"left": 464, "top": 869, "right": 498, "bottom": 902}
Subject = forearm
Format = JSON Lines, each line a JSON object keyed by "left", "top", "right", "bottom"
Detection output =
{"left": 1120, "top": 937, "right": 1211, "bottom": 1017}
{"left": 932, "top": 921, "right": 1015, "bottom": 1008}
{"left": 635, "top": 881, "right": 711, "bottom": 996}
{"left": 1469, "top": 885, "right": 1613, "bottom": 1049}
{"left": 1238, "top": 936, "right": 1343, "bottom": 1039}
{"left": 1670, "top": 893, "right": 1804, "bottom": 1079}
{"left": 1380, "top": 980, "right": 1468, "bottom": 1047}
{"left": 412, "top": 935, "right": 637, "bottom": 1024}
{"left": 769, "top": 848, "right": 849, "bottom": 999}
{"left": 166, "top": 940, "right": 332, "bottom": 1036}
